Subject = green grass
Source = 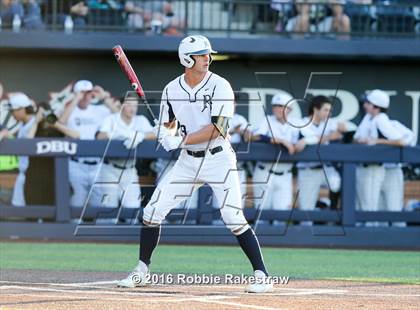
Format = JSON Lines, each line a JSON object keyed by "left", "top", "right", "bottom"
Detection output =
{"left": 1, "top": 242, "right": 419, "bottom": 284}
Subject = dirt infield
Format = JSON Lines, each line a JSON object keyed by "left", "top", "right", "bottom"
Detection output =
{"left": 1, "top": 270, "right": 419, "bottom": 309}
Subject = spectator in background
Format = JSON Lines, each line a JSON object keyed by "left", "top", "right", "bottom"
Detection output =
{"left": 228, "top": 113, "right": 251, "bottom": 198}
{"left": 287, "top": 0, "right": 311, "bottom": 33}
{"left": 297, "top": 95, "right": 346, "bottom": 220}
{"left": 8, "top": 93, "right": 43, "bottom": 206}
{"left": 0, "top": 124, "right": 9, "bottom": 141}
{"left": 379, "top": 120, "right": 415, "bottom": 227}
{"left": 22, "top": 0, "right": 44, "bottom": 29}
{"left": 353, "top": 89, "right": 406, "bottom": 225}
{"left": 318, "top": 0, "right": 351, "bottom": 34}
{"left": 271, "top": 0, "right": 294, "bottom": 32}
{"left": 212, "top": 113, "right": 251, "bottom": 225}
{"left": 59, "top": 80, "right": 118, "bottom": 208}
{"left": 249, "top": 93, "right": 304, "bottom": 225}
{"left": 7, "top": 93, "right": 79, "bottom": 207}
{"left": 124, "top": 0, "right": 183, "bottom": 35}
{"left": 96, "top": 96, "right": 155, "bottom": 210}
{"left": 0, "top": 124, "right": 17, "bottom": 204}
{"left": 67, "top": 0, "right": 89, "bottom": 26}
{"left": 0, "top": 0, "right": 24, "bottom": 28}
{"left": 124, "top": 0, "right": 145, "bottom": 29}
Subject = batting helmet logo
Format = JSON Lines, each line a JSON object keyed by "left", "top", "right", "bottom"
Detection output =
{"left": 178, "top": 35, "right": 217, "bottom": 69}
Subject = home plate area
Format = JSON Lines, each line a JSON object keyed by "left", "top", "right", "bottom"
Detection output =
{"left": 1, "top": 271, "right": 419, "bottom": 309}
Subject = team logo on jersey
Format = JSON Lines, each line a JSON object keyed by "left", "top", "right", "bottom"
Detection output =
{"left": 202, "top": 94, "right": 212, "bottom": 112}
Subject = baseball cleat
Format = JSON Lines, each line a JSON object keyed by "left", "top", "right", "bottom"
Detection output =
{"left": 117, "top": 262, "right": 149, "bottom": 288}
{"left": 245, "top": 270, "right": 274, "bottom": 293}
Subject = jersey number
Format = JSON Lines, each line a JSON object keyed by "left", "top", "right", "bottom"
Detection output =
{"left": 179, "top": 124, "right": 187, "bottom": 137}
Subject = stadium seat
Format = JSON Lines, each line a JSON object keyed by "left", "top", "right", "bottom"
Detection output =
{"left": 346, "top": 3, "right": 374, "bottom": 34}
{"left": 375, "top": 0, "right": 416, "bottom": 34}
{"left": 87, "top": 8, "right": 125, "bottom": 28}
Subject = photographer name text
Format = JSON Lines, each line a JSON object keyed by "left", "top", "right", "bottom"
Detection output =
{"left": 144, "top": 273, "right": 289, "bottom": 285}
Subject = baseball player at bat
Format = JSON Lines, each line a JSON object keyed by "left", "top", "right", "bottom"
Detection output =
{"left": 118, "top": 35, "right": 273, "bottom": 293}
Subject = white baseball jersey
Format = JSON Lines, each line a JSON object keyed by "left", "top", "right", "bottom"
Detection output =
{"left": 354, "top": 113, "right": 403, "bottom": 141}
{"left": 160, "top": 71, "right": 234, "bottom": 151}
{"left": 354, "top": 113, "right": 403, "bottom": 214}
{"left": 16, "top": 116, "right": 37, "bottom": 172}
{"left": 67, "top": 104, "right": 111, "bottom": 140}
{"left": 297, "top": 117, "right": 338, "bottom": 169}
{"left": 144, "top": 71, "right": 249, "bottom": 234}
{"left": 228, "top": 113, "right": 248, "bottom": 144}
{"left": 390, "top": 120, "right": 415, "bottom": 146}
{"left": 11, "top": 116, "right": 37, "bottom": 206}
{"left": 383, "top": 120, "right": 415, "bottom": 169}
{"left": 67, "top": 104, "right": 111, "bottom": 162}
{"left": 254, "top": 115, "right": 299, "bottom": 172}
{"left": 99, "top": 113, "right": 154, "bottom": 166}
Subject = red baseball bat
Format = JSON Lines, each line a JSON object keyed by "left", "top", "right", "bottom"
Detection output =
{"left": 112, "top": 45, "right": 157, "bottom": 122}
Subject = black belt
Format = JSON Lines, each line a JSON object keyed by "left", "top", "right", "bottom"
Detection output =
{"left": 362, "top": 163, "right": 382, "bottom": 167}
{"left": 258, "top": 165, "right": 291, "bottom": 176}
{"left": 298, "top": 165, "right": 323, "bottom": 170}
{"left": 269, "top": 169, "right": 291, "bottom": 176}
{"left": 71, "top": 157, "right": 98, "bottom": 166}
{"left": 104, "top": 159, "right": 135, "bottom": 170}
{"left": 186, "top": 146, "right": 223, "bottom": 158}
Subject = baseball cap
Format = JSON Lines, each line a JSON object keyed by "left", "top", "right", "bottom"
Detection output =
{"left": 9, "top": 93, "right": 32, "bottom": 110}
{"left": 271, "top": 93, "right": 293, "bottom": 107}
{"left": 73, "top": 80, "right": 93, "bottom": 93}
{"left": 366, "top": 89, "right": 390, "bottom": 109}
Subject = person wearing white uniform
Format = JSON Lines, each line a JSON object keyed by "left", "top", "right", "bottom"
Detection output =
{"left": 353, "top": 89, "right": 406, "bottom": 219}
{"left": 211, "top": 113, "right": 250, "bottom": 224}
{"left": 229, "top": 113, "right": 249, "bottom": 191}
{"left": 96, "top": 97, "right": 155, "bottom": 209}
{"left": 379, "top": 120, "right": 415, "bottom": 226}
{"left": 297, "top": 95, "right": 346, "bottom": 215}
{"left": 251, "top": 93, "right": 301, "bottom": 222}
{"left": 9, "top": 93, "right": 79, "bottom": 206}
{"left": 9, "top": 93, "right": 42, "bottom": 207}
{"left": 118, "top": 35, "right": 273, "bottom": 293}
{"left": 59, "top": 80, "right": 116, "bottom": 208}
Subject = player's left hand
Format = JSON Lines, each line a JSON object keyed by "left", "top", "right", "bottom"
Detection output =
{"left": 161, "top": 135, "right": 183, "bottom": 151}
{"left": 153, "top": 123, "right": 170, "bottom": 141}
{"left": 123, "top": 131, "right": 145, "bottom": 149}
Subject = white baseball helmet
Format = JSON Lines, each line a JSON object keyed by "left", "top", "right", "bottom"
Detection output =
{"left": 178, "top": 35, "right": 217, "bottom": 68}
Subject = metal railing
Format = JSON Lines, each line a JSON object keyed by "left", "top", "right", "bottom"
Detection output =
{"left": 0, "top": 138, "right": 419, "bottom": 225}
{"left": 1, "top": 139, "right": 419, "bottom": 248}
{"left": 0, "top": 0, "right": 418, "bottom": 38}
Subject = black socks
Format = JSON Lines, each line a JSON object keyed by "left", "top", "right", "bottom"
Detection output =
{"left": 139, "top": 224, "right": 161, "bottom": 266}
{"left": 236, "top": 228, "right": 268, "bottom": 276}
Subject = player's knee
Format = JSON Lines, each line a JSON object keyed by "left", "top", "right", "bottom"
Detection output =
{"left": 142, "top": 204, "right": 163, "bottom": 226}
{"left": 231, "top": 224, "right": 250, "bottom": 236}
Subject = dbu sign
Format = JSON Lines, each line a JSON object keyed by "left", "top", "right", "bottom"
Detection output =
{"left": 36, "top": 141, "right": 77, "bottom": 155}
